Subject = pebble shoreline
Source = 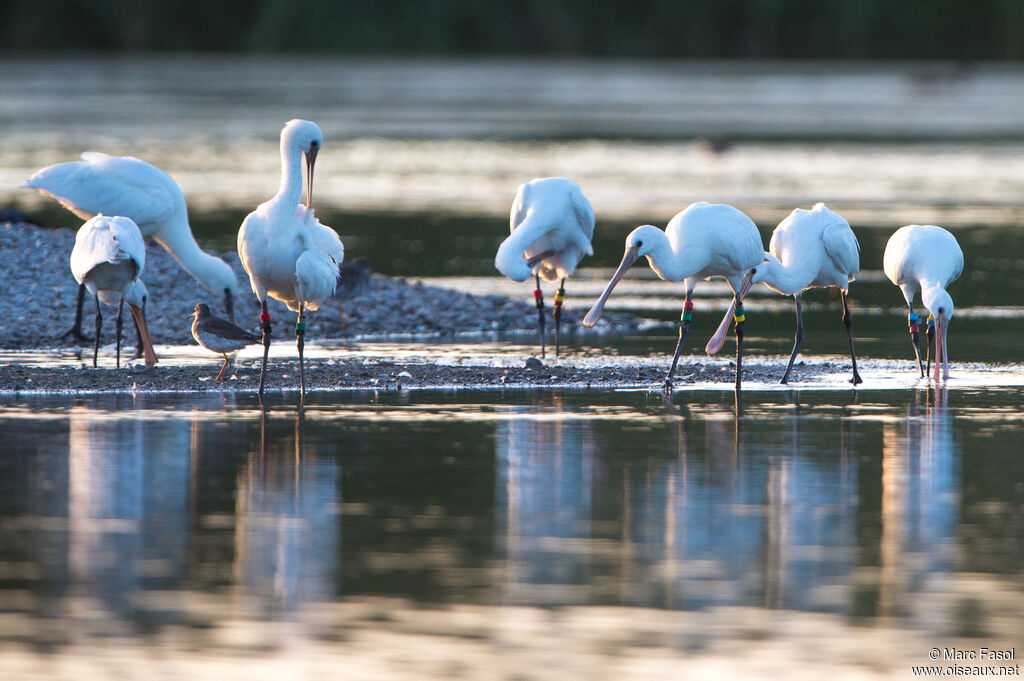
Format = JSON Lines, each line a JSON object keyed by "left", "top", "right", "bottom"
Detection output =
{"left": 0, "top": 220, "right": 639, "bottom": 349}
{"left": 0, "top": 356, "right": 851, "bottom": 394}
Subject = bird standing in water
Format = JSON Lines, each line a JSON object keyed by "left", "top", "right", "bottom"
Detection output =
{"left": 237, "top": 119, "right": 344, "bottom": 397}
{"left": 716, "top": 203, "right": 862, "bottom": 384}
{"left": 495, "top": 177, "right": 595, "bottom": 358}
{"left": 188, "top": 303, "right": 261, "bottom": 381}
{"left": 883, "top": 224, "right": 963, "bottom": 381}
{"left": 584, "top": 202, "right": 764, "bottom": 391}
{"left": 69, "top": 215, "right": 158, "bottom": 369}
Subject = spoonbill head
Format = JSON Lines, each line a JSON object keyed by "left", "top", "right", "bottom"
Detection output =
{"left": 21, "top": 152, "right": 240, "bottom": 325}
{"left": 883, "top": 224, "right": 963, "bottom": 381}
{"left": 494, "top": 177, "right": 594, "bottom": 357}
{"left": 70, "top": 215, "right": 158, "bottom": 368}
{"left": 583, "top": 202, "right": 764, "bottom": 390}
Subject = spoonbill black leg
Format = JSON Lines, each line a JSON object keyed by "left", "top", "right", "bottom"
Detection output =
{"left": 733, "top": 298, "right": 746, "bottom": 392}
{"left": 258, "top": 300, "right": 271, "bottom": 397}
{"left": 114, "top": 297, "right": 124, "bottom": 369}
{"left": 91, "top": 292, "right": 102, "bottom": 368}
{"left": 907, "top": 306, "right": 925, "bottom": 377}
{"left": 780, "top": 294, "right": 804, "bottom": 384}
{"left": 553, "top": 278, "right": 566, "bottom": 358}
{"left": 842, "top": 291, "right": 863, "bottom": 385}
{"left": 664, "top": 293, "right": 694, "bottom": 389}
{"left": 296, "top": 304, "right": 307, "bottom": 397}
{"left": 61, "top": 283, "right": 92, "bottom": 344}
{"left": 534, "top": 274, "right": 546, "bottom": 358}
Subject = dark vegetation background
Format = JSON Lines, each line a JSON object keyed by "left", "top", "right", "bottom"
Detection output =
{"left": 3, "top": 0, "right": 1024, "bottom": 59}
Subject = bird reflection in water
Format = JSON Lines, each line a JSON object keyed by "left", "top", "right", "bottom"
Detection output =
{"left": 232, "top": 403, "right": 339, "bottom": 619}
{"left": 494, "top": 393, "right": 596, "bottom": 603}
{"left": 878, "top": 386, "right": 957, "bottom": 618}
{"left": 67, "top": 403, "right": 191, "bottom": 626}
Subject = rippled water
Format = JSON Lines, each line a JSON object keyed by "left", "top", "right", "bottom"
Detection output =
{"left": 0, "top": 389, "right": 1021, "bottom": 679}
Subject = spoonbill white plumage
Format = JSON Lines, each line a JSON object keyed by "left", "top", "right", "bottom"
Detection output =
{"left": 714, "top": 203, "right": 863, "bottom": 384}
{"left": 188, "top": 303, "right": 261, "bottom": 381}
{"left": 583, "top": 202, "right": 764, "bottom": 391}
{"left": 70, "top": 215, "right": 158, "bottom": 369}
{"left": 237, "top": 119, "right": 344, "bottom": 397}
{"left": 21, "top": 152, "right": 240, "bottom": 337}
{"left": 883, "top": 224, "right": 963, "bottom": 381}
{"left": 495, "top": 177, "right": 595, "bottom": 357}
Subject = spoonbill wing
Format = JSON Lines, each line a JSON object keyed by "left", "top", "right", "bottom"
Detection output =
{"left": 822, "top": 221, "right": 860, "bottom": 280}
{"left": 23, "top": 152, "right": 177, "bottom": 227}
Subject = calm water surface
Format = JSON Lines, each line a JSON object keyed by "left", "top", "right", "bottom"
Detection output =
{"left": 0, "top": 388, "right": 1021, "bottom": 679}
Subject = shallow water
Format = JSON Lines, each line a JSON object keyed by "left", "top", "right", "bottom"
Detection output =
{"left": 0, "top": 388, "right": 1022, "bottom": 679}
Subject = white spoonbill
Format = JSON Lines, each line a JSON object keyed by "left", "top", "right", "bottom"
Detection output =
{"left": 237, "top": 119, "right": 344, "bottom": 397}
{"left": 713, "top": 203, "right": 862, "bottom": 384}
{"left": 495, "top": 177, "right": 595, "bottom": 358}
{"left": 70, "top": 215, "right": 158, "bottom": 369}
{"left": 21, "top": 152, "right": 240, "bottom": 339}
{"left": 883, "top": 224, "right": 963, "bottom": 381}
{"left": 583, "top": 202, "right": 764, "bottom": 391}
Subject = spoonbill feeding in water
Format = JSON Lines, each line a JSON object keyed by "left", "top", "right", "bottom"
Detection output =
{"left": 21, "top": 152, "right": 240, "bottom": 341}
{"left": 237, "top": 119, "right": 344, "bottom": 397}
{"left": 70, "top": 215, "right": 158, "bottom": 369}
{"left": 495, "top": 177, "right": 595, "bottom": 358}
{"left": 714, "top": 203, "right": 862, "bottom": 384}
{"left": 883, "top": 224, "right": 963, "bottom": 381}
{"left": 188, "top": 303, "right": 261, "bottom": 381}
{"left": 583, "top": 202, "right": 764, "bottom": 391}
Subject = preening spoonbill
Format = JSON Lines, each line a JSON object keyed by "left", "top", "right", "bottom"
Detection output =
{"left": 883, "top": 224, "right": 963, "bottom": 381}
{"left": 583, "top": 202, "right": 764, "bottom": 391}
{"left": 237, "top": 119, "right": 344, "bottom": 397}
{"left": 715, "top": 203, "right": 862, "bottom": 384}
{"left": 495, "top": 177, "right": 595, "bottom": 357}
{"left": 188, "top": 303, "right": 261, "bottom": 381}
{"left": 69, "top": 215, "right": 158, "bottom": 369}
{"left": 21, "top": 152, "right": 240, "bottom": 339}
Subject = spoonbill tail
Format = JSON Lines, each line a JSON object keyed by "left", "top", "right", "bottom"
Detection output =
{"left": 583, "top": 202, "right": 764, "bottom": 391}
{"left": 21, "top": 152, "right": 240, "bottom": 342}
{"left": 495, "top": 177, "right": 595, "bottom": 358}
{"left": 70, "top": 215, "right": 158, "bottom": 369}
{"left": 188, "top": 303, "right": 261, "bottom": 381}
{"left": 883, "top": 224, "right": 963, "bottom": 381}
{"left": 715, "top": 203, "right": 862, "bottom": 384}
{"left": 237, "top": 119, "right": 344, "bottom": 397}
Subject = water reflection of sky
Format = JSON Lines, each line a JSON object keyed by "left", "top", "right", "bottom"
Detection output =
{"left": 1, "top": 389, "right": 1020, "bottom": 678}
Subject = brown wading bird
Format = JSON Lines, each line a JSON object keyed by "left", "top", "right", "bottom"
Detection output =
{"left": 188, "top": 303, "right": 261, "bottom": 381}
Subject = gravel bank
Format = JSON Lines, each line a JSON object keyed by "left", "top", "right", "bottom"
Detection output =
{"left": 0, "top": 355, "right": 853, "bottom": 394}
{"left": 0, "top": 220, "right": 639, "bottom": 349}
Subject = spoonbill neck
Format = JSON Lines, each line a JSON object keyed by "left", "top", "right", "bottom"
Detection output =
{"left": 150, "top": 215, "right": 235, "bottom": 296}
{"left": 274, "top": 138, "right": 306, "bottom": 207}
{"left": 756, "top": 257, "right": 812, "bottom": 296}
